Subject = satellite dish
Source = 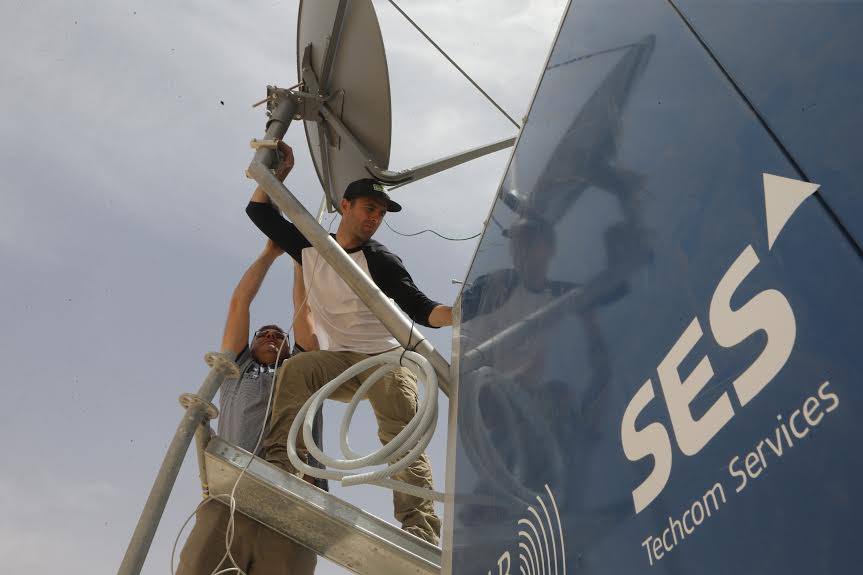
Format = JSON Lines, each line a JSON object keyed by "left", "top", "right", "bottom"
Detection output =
{"left": 297, "top": 0, "right": 392, "bottom": 211}
{"left": 286, "top": 0, "right": 516, "bottom": 215}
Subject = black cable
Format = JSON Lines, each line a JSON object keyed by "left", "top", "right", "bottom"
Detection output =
{"left": 399, "top": 316, "right": 428, "bottom": 368}
{"left": 399, "top": 318, "right": 417, "bottom": 367}
{"left": 411, "top": 338, "right": 426, "bottom": 352}
{"left": 385, "top": 220, "right": 481, "bottom": 241}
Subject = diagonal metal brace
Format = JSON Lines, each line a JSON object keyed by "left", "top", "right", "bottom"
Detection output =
{"left": 247, "top": 162, "right": 452, "bottom": 395}
{"left": 319, "top": 103, "right": 516, "bottom": 187}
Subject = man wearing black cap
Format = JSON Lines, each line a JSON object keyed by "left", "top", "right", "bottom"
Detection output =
{"left": 245, "top": 142, "right": 451, "bottom": 545}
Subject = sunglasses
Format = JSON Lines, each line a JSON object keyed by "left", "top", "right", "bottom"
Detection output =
{"left": 254, "top": 328, "right": 287, "bottom": 340}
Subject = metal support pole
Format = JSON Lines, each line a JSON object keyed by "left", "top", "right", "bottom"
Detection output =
{"left": 319, "top": 104, "right": 516, "bottom": 187}
{"left": 247, "top": 162, "right": 453, "bottom": 396}
{"left": 195, "top": 421, "right": 214, "bottom": 495}
{"left": 319, "top": 0, "right": 350, "bottom": 92}
{"left": 246, "top": 88, "right": 452, "bottom": 392}
{"left": 316, "top": 195, "right": 329, "bottom": 223}
{"left": 117, "top": 358, "right": 237, "bottom": 575}
{"left": 384, "top": 136, "right": 517, "bottom": 189}
{"left": 253, "top": 92, "right": 301, "bottom": 169}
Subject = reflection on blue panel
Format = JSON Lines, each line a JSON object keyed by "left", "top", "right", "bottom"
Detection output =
{"left": 675, "top": 0, "right": 863, "bottom": 245}
{"left": 452, "top": 1, "right": 863, "bottom": 574}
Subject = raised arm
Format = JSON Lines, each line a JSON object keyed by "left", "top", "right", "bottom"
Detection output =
{"left": 221, "top": 240, "right": 284, "bottom": 355}
{"left": 250, "top": 141, "right": 294, "bottom": 205}
{"left": 291, "top": 261, "right": 319, "bottom": 351}
{"left": 246, "top": 142, "right": 312, "bottom": 263}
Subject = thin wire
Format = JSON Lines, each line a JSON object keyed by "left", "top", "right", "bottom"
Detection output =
{"left": 172, "top": 333, "right": 289, "bottom": 575}
{"left": 210, "top": 214, "right": 338, "bottom": 575}
{"left": 170, "top": 495, "right": 233, "bottom": 575}
{"left": 384, "top": 219, "right": 481, "bottom": 241}
{"left": 385, "top": 0, "right": 521, "bottom": 129}
{"left": 399, "top": 317, "right": 416, "bottom": 367}
{"left": 171, "top": 214, "right": 338, "bottom": 575}
{"left": 665, "top": 0, "right": 863, "bottom": 258}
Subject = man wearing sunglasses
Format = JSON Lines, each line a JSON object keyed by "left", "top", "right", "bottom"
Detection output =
{"left": 177, "top": 239, "right": 323, "bottom": 575}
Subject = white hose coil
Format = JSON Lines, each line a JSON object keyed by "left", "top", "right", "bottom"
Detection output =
{"left": 456, "top": 366, "right": 568, "bottom": 512}
{"left": 286, "top": 349, "right": 445, "bottom": 502}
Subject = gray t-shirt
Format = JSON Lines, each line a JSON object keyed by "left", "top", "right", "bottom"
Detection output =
{"left": 217, "top": 345, "right": 327, "bottom": 490}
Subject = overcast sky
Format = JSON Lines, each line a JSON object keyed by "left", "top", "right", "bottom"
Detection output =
{"left": 0, "top": 1, "right": 566, "bottom": 572}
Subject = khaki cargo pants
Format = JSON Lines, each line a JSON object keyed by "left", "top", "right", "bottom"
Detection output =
{"left": 263, "top": 349, "right": 441, "bottom": 545}
{"left": 176, "top": 500, "right": 316, "bottom": 575}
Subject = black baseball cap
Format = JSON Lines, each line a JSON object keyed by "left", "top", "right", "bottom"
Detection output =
{"left": 343, "top": 178, "right": 402, "bottom": 213}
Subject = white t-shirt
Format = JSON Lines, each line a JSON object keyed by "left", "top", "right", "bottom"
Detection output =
{"left": 247, "top": 202, "right": 441, "bottom": 354}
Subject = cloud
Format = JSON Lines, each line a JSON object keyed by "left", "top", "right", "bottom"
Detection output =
{"left": 0, "top": 471, "right": 123, "bottom": 572}
{"left": 1, "top": 0, "right": 566, "bottom": 264}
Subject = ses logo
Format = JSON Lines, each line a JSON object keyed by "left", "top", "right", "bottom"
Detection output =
{"left": 620, "top": 174, "right": 820, "bottom": 514}
{"left": 486, "top": 485, "right": 567, "bottom": 575}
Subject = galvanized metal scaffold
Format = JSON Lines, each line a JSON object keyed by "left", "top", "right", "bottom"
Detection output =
{"left": 117, "top": 1, "right": 519, "bottom": 573}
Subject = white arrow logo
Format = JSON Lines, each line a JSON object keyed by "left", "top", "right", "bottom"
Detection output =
{"left": 763, "top": 173, "right": 820, "bottom": 250}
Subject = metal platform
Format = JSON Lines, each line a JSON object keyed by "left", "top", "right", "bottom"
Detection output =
{"left": 203, "top": 437, "right": 441, "bottom": 575}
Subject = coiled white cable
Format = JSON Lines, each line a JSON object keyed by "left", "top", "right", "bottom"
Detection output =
{"left": 286, "top": 349, "right": 445, "bottom": 502}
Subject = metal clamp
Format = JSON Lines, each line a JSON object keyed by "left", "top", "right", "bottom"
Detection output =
{"left": 295, "top": 44, "right": 326, "bottom": 122}
{"left": 250, "top": 138, "right": 279, "bottom": 150}
{"left": 204, "top": 351, "right": 241, "bottom": 379}
{"left": 178, "top": 393, "right": 219, "bottom": 421}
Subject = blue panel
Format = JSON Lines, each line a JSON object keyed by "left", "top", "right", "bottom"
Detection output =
{"left": 452, "top": 1, "right": 863, "bottom": 574}
{"left": 675, "top": 0, "right": 863, "bottom": 245}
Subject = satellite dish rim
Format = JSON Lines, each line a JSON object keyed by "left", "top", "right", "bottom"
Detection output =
{"left": 296, "top": 0, "right": 393, "bottom": 211}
